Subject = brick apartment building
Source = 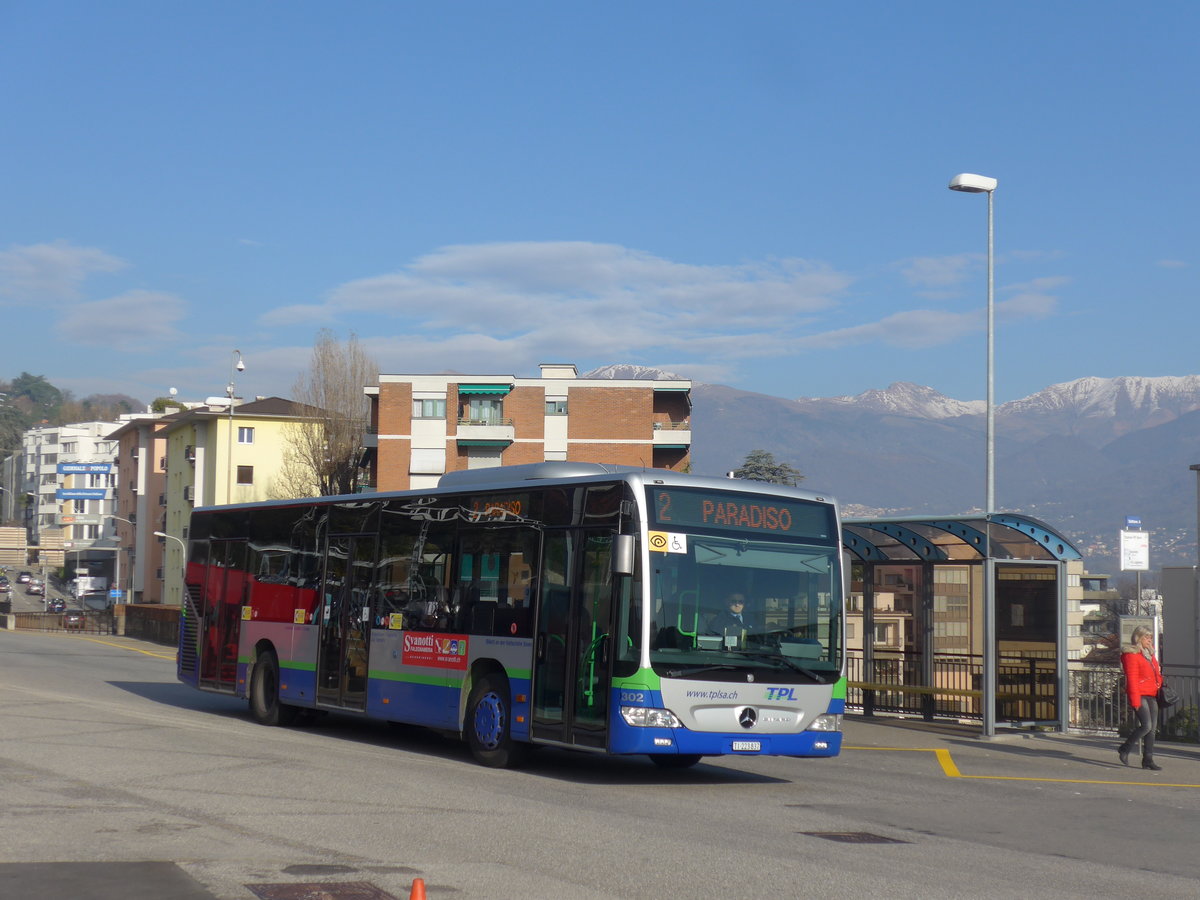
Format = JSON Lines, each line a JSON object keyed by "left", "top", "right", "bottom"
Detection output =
{"left": 364, "top": 363, "right": 691, "bottom": 491}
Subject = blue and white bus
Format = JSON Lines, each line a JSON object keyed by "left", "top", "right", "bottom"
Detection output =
{"left": 177, "top": 462, "right": 845, "bottom": 767}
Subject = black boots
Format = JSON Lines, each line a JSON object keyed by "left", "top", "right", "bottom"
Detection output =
{"left": 1143, "top": 758, "right": 1162, "bottom": 771}
{"left": 1118, "top": 746, "right": 1130, "bottom": 766}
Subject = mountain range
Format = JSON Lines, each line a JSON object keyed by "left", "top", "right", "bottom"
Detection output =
{"left": 587, "top": 366, "right": 1200, "bottom": 573}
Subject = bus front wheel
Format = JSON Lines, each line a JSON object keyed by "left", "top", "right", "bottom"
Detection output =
{"left": 465, "top": 672, "right": 528, "bottom": 768}
{"left": 250, "top": 648, "right": 298, "bottom": 727}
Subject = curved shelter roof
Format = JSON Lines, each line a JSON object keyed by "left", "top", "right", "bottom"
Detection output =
{"left": 842, "top": 513, "right": 1082, "bottom": 563}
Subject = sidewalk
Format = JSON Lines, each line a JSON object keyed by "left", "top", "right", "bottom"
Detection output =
{"left": 843, "top": 712, "right": 1200, "bottom": 779}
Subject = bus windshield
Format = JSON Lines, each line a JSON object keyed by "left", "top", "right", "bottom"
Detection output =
{"left": 644, "top": 508, "right": 841, "bottom": 682}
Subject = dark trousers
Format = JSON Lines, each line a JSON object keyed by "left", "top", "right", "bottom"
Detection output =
{"left": 1121, "top": 696, "right": 1159, "bottom": 761}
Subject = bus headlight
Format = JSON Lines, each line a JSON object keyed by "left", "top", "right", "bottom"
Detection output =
{"left": 807, "top": 714, "right": 842, "bottom": 732}
{"left": 620, "top": 706, "right": 681, "bottom": 728}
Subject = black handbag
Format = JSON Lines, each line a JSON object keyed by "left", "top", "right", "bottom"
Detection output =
{"left": 1158, "top": 682, "right": 1180, "bottom": 708}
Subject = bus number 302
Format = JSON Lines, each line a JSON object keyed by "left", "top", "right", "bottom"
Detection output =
{"left": 620, "top": 691, "right": 646, "bottom": 704}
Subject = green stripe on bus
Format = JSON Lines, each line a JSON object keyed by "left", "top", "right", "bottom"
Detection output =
{"left": 370, "top": 670, "right": 463, "bottom": 687}
{"left": 832, "top": 676, "right": 847, "bottom": 699}
{"left": 280, "top": 660, "right": 316, "bottom": 672}
{"left": 613, "top": 669, "right": 662, "bottom": 691}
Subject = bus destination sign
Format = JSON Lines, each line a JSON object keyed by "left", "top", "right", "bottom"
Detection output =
{"left": 650, "top": 487, "right": 832, "bottom": 538}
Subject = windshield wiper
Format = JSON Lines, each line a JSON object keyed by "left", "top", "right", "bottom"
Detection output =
{"left": 663, "top": 664, "right": 740, "bottom": 678}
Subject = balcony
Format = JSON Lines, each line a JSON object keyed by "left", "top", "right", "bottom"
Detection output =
{"left": 652, "top": 419, "right": 691, "bottom": 446}
{"left": 455, "top": 417, "right": 515, "bottom": 445}
{"left": 184, "top": 446, "right": 196, "bottom": 463}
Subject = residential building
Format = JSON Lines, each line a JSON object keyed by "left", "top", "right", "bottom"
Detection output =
{"left": 364, "top": 363, "right": 691, "bottom": 491}
{"left": 105, "top": 413, "right": 173, "bottom": 604}
{"left": 157, "top": 397, "right": 323, "bottom": 605}
{"left": 19, "top": 422, "right": 121, "bottom": 581}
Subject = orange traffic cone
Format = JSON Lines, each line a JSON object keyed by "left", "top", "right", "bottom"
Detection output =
{"left": 409, "top": 877, "right": 427, "bottom": 900}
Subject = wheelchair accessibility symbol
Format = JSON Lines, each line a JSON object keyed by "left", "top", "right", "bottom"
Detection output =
{"left": 648, "top": 531, "right": 687, "bottom": 553}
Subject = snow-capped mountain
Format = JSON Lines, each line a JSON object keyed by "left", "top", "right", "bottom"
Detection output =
{"left": 584, "top": 364, "right": 686, "bottom": 381}
{"left": 587, "top": 366, "right": 1200, "bottom": 570}
{"left": 798, "top": 382, "right": 985, "bottom": 419}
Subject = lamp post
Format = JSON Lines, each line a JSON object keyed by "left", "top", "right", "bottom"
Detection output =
{"left": 949, "top": 171, "right": 998, "bottom": 737}
{"left": 227, "top": 350, "right": 245, "bottom": 503}
{"left": 105, "top": 514, "right": 134, "bottom": 604}
{"left": 153, "top": 531, "right": 187, "bottom": 606}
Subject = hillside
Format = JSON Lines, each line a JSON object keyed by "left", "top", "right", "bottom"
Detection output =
{"left": 586, "top": 368, "right": 1200, "bottom": 572}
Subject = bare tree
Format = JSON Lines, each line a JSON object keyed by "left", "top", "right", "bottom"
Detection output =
{"left": 286, "top": 329, "right": 378, "bottom": 496}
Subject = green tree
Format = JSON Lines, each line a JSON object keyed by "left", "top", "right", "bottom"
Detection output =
{"left": 150, "top": 396, "right": 187, "bottom": 414}
{"left": 732, "top": 449, "right": 803, "bottom": 486}
{"left": 9, "top": 372, "right": 61, "bottom": 422}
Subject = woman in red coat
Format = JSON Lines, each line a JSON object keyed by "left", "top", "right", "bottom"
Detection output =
{"left": 1118, "top": 625, "right": 1163, "bottom": 770}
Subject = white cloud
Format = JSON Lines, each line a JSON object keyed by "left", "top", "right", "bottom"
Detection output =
{"left": 797, "top": 308, "right": 980, "bottom": 351}
{"left": 56, "top": 290, "right": 186, "bottom": 348}
{"left": 899, "top": 253, "right": 980, "bottom": 292}
{"left": 268, "top": 242, "right": 853, "bottom": 369}
{"left": 1156, "top": 259, "right": 1188, "bottom": 269}
{"left": 249, "top": 240, "right": 1062, "bottom": 386}
{"left": 0, "top": 240, "right": 127, "bottom": 303}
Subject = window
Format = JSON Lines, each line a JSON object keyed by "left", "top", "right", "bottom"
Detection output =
{"left": 238, "top": 426, "right": 255, "bottom": 444}
{"left": 466, "top": 398, "right": 503, "bottom": 423}
{"left": 237, "top": 465, "right": 254, "bottom": 485}
{"left": 412, "top": 398, "right": 447, "bottom": 418}
{"left": 545, "top": 400, "right": 568, "bottom": 415}
{"left": 73, "top": 500, "right": 87, "bottom": 514}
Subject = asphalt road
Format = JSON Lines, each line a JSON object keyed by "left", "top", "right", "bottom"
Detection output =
{"left": 2, "top": 628, "right": 1199, "bottom": 900}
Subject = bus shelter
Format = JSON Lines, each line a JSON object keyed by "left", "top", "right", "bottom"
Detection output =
{"left": 841, "top": 514, "right": 1082, "bottom": 734}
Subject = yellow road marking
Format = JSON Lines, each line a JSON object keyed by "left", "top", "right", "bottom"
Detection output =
{"left": 61, "top": 633, "right": 177, "bottom": 662}
{"left": 844, "top": 745, "right": 1200, "bottom": 788}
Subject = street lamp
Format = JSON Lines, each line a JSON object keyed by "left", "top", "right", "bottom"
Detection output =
{"left": 948, "top": 173, "right": 998, "bottom": 516}
{"left": 227, "top": 349, "right": 245, "bottom": 503}
{"left": 153, "top": 531, "right": 187, "bottom": 606}
{"left": 105, "top": 514, "right": 134, "bottom": 604}
{"left": 949, "top": 171, "right": 998, "bottom": 738}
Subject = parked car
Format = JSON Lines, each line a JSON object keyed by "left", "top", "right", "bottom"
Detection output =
{"left": 62, "top": 609, "right": 85, "bottom": 630}
{"left": 17, "top": 571, "right": 32, "bottom": 584}
{"left": 47, "top": 598, "right": 66, "bottom": 612}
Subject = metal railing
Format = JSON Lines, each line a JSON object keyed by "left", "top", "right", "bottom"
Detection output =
{"left": 457, "top": 417, "right": 514, "bottom": 426}
{"left": 846, "top": 651, "right": 1060, "bottom": 724}
{"left": 12, "top": 609, "right": 115, "bottom": 635}
{"left": 1069, "top": 665, "right": 1200, "bottom": 742}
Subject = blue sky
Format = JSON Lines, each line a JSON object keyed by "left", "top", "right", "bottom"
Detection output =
{"left": 2, "top": 2, "right": 1196, "bottom": 407}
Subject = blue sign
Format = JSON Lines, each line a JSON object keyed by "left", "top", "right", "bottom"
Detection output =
{"left": 1125, "top": 515, "right": 1142, "bottom": 528}
{"left": 58, "top": 463, "right": 113, "bottom": 474}
{"left": 57, "top": 488, "right": 108, "bottom": 500}
{"left": 109, "top": 589, "right": 123, "bottom": 599}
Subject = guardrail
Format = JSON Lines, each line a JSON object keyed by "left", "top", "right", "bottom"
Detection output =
{"left": 11, "top": 609, "right": 115, "bottom": 635}
{"left": 1070, "top": 665, "right": 1200, "bottom": 742}
{"left": 843, "top": 652, "right": 1200, "bottom": 742}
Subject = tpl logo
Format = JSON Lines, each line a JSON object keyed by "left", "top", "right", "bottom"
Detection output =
{"left": 765, "top": 687, "right": 797, "bottom": 701}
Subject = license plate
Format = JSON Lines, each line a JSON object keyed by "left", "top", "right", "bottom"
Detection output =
{"left": 731, "top": 741, "right": 761, "bottom": 752}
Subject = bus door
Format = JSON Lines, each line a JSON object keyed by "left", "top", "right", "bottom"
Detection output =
{"left": 200, "top": 539, "right": 245, "bottom": 692}
{"left": 316, "top": 534, "right": 374, "bottom": 710}
{"left": 532, "top": 530, "right": 617, "bottom": 749}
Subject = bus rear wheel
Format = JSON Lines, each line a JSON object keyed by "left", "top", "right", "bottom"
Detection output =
{"left": 465, "top": 672, "right": 528, "bottom": 768}
{"left": 649, "top": 753, "right": 703, "bottom": 769}
{"left": 250, "top": 648, "right": 299, "bottom": 726}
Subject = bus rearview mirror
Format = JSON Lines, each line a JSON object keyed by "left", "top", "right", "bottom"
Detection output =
{"left": 611, "top": 534, "right": 635, "bottom": 576}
